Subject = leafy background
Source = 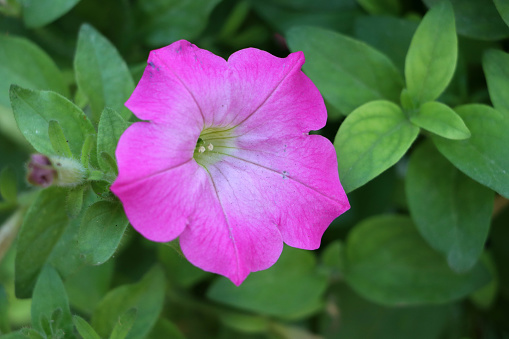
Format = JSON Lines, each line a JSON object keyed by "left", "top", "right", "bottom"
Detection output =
{"left": 1, "top": 0, "right": 509, "bottom": 338}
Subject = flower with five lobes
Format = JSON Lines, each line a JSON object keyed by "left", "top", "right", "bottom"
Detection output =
{"left": 111, "top": 40, "right": 350, "bottom": 285}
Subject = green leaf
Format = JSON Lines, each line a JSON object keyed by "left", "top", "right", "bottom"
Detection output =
{"left": 321, "top": 284, "right": 451, "bottom": 339}
{"left": 354, "top": 16, "right": 418, "bottom": 74}
{"left": 494, "top": 0, "right": 509, "bottom": 28}
{"left": 257, "top": 0, "right": 356, "bottom": 10}
{"left": 100, "top": 152, "right": 118, "bottom": 176}
{"left": 0, "top": 285, "right": 10, "bottom": 334}
{"left": 344, "top": 215, "right": 491, "bottom": 305}
{"left": 0, "top": 35, "right": 68, "bottom": 110}
{"left": 9, "top": 86, "right": 95, "bottom": 158}
{"left": 139, "top": 0, "right": 223, "bottom": 46}
{"left": 409, "top": 101, "right": 470, "bottom": 140}
{"left": 87, "top": 170, "right": 104, "bottom": 181}
{"left": 158, "top": 243, "right": 210, "bottom": 288}
{"left": 217, "top": 312, "right": 269, "bottom": 334}
{"left": 15, "top": 188, "right": 69, "bottom": 298}
{"left": 31, "top": 265, "right": 72, "bottom": 337}
{"left": 48, "top": 190, "right": 98, "bottom": 280}
{"left": 432, "top": 104, "right": 509, "bottom": 198}
{"left": 65, "top": 262, "right": 114, "bottom": 315}
{"left": 91, "top": 266, "right": 165, "bottom": 339}
{"left": 97, "top": 108, "right": 128, "bottom": 172}
{"left": 321, "top": 240, "right": 345, "bottom": 276}
{"left": 334, "top": 100, "right": 419, "bottom": 193}
{"left": 0, "top": 167, "right": 17, "bottom": 204}
{"left": 423, "top": 0, "right": 509, "bottom": 41}
{"left": 1, "top": 329, "right": 45, "bottom": 338}
{"left": 109, "top": 309, "right": 137, "bottom": 339}
{"left": 48, "top": 120, "right": 73, "bottom": 158}
{"left": 73, "top": 316, "right": 101, "bottom": 339}
{"left": 79, "top": 201, "right": 129, "bottom": 266}
{"left": 406, "top": 141, "right": 494, "bottom": 272}
{"left": 252, "top": 1, "right": 360, "bottom": 37}
{"left": 469, "top": 253, "right": 498, "bottom": 310}
{"left": 405, "top": 0, "right": 457, "bottom": 104}
{"left": 207, "top": 246, "right": 328, "bottom": 318}
{"left": 146, "top": 319, "right": 186, "bottom": 339}
{"left": 356, "top": 0, "right": 401, "bottom": 15}
{"left": 66, "top": 185, "right": 85, "bottom": 218}
{"left": 287, "top": 26, "right": 403, "bottom": 116}
{"left": 491, "top": 208, "right": 509, "bottom": 299}
{"left": 22, "top": 0, "right": 80, "bottom": 28}
{"left": 81, "top": 134, "right": 96, "bottom": 169}
{"left": 74, "top": 24, "right": 134, "bottom": 122}
{"left": 483, "top": 49, "right": 509, "bottom": 116}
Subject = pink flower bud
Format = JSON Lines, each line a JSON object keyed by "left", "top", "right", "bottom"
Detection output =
{"left": 27, "top": 154, "right": 56, "bottom": 187}
{"left": 27, "top": 154, "right": 86, "bottom": 188}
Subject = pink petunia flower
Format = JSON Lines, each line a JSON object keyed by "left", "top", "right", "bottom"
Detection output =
{"left": 110, "top": 40, "right": 350, "bottom": 285}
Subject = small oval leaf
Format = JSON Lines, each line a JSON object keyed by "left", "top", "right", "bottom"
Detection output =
{"left": 410, "top": 101, "right": 470, "bottom": 140}
{"left": 405, "top": 1, "right": 457, "bottom": 104}
{"left": 334, "top": 100, "right": 419, "bottom": 193}
{"left": 78, "top": 201, "right": 129, "bottom": 265}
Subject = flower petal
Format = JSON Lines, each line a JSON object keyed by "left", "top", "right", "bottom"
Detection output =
{"left": 179, "top": 170, "right": 284, "bottom": 286}
{"left": 126, "top": 40, "right": 228, "bottom": 127}
{"left": 212, "top": 134, "right": 349, "bottom": 249}
{"left": 223, "top": 49, "right": 326, "bottom": 132}
{"left": 111, "top": 161, "right": 207, "bottom": 242}
{"left": 112, "top": 122, "right": 199, "bottom": 183}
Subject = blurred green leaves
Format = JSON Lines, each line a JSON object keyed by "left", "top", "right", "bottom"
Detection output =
{"left": 208, "top": 246, "right": 328, "bottom": 318}
{"left": 433, "top": 104, "right": 509, "bottom": 198}
{"left": 344, "top": 215, "right": 491, "bottom": 305}
{"left": 287, "top": 26, "right": 403, "bottom": 117}
{"left": 0, "top": 35, "right": 68, "bottom": 111}
{"left": 75, "top": 24, "right": 134, "bottom": 122}
{"left": 0, "top": 1, "right": 508, "bottom": 338}
{"left": 73, "top": 316, "right": 101, "bottom": 339}
{"left": 423, "top": 0, "right": 509, "bottom": 40}
{"left": 406, "top": 142, "right": 493, "bottom": 272}
{"left": 31, "top": 265, "right": 72, "bottom": 338}
{"left": 483, "top": 49, "right": 509, "bottom": 116}
{"left": 138, "top": 0, "right": 223, "bottom": 46}
{"left": 22, "top": 0, "right": 81, "bottom": 28}
{"left": 14, "top": 188, "right": 69, "bottom": 298}
{"left": 321, "top": 284, "right": 452, "bottom": 339}
{"left": 91, "top": 266, "right": 165, "bottom": 339}
{"left": 0, "top": 167, "right": 17, "bottom": 205}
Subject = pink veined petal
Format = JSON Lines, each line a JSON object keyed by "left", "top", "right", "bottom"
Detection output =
{"left": 111, "top": 160, "right": 207, "bottom": 242}
{"left": 111, "top": 121, "right": 201, "bottom": 241}
{"left": 126, "top": 40, "right": 229, "bottom": 127}
{"left": 221, "top": 49, "right": 325, "bottom": 132}
{"left": 179, "top": 168, "right": 284, "bottom": 286}
{"left": 211, "top": 134, "right": 349, "bottom": 250}
{"left": 112, "top": 122, "right": 199, "bottom": 183}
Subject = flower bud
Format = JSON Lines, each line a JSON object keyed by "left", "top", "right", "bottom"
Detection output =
{"left": 27, "top": 154, "right": 86, "bottom": 188}
{"left": 27, "top": 154, "right": 56, "bottom": 187}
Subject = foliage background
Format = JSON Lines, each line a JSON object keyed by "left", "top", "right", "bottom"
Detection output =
{"left": 1, "top": 0, "right": 509, "bottom": 338}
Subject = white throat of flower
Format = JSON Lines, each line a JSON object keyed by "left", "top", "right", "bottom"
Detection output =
{"left": 193, "top": 127, "right": 235, "bottom": 167}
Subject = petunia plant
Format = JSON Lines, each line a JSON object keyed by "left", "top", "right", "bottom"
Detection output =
{"left": 1, "top": 0, "right": 509, "bottom": 338}
{"left": 111, "top": 40, "right": 349, "bottom": 285}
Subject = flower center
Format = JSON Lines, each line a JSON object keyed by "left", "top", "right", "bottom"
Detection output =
{"left": 193, "top": 127, "right": 236, "bottom": 167}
